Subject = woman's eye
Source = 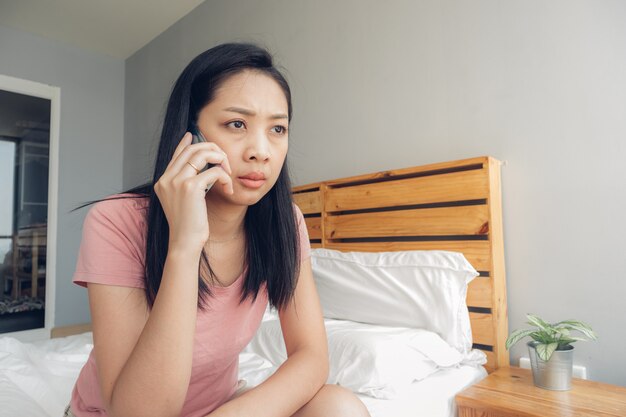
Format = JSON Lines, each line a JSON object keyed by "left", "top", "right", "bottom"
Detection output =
{"left": 227, "top": 120, "right": 245, "bottom": 129}
{"left": 272, "top": 125, "right": 288, "bottom": 134}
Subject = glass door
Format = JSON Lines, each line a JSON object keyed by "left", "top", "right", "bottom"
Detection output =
{"left": 0, "top": 89, "right": 50, "bottom": 333}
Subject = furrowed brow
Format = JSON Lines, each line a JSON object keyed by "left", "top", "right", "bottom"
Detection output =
{"left": 223, "top": 106, "right": 288, "bottom": 120}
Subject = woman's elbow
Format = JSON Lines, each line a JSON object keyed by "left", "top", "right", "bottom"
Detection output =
{"left": 314, "top": 351, "right": 330, "bottom": 387}
{"left": 108, "top": 391, "right": 183, "bottom": 417}
{"left": 108, "top": 405, "right": 181, "bottom": 417}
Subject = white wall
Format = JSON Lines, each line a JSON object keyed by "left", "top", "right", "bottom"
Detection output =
{"left": 0, "top": 24, "right": 125, "bottom": 327}
{"left": 123, "top": 0, "right": 626, "bottom": 385}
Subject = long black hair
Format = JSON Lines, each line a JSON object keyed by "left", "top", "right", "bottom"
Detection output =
{"left": 71, "top": 42, "right": 300, "bottom": 312}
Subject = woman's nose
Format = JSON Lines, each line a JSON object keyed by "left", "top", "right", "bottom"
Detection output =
{"left": 245, "top": 129, "right": 271, "bottom": 161}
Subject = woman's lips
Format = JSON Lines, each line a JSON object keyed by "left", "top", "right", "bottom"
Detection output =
{"left": 238, "top": 177, "right": 266, "bottom": 189}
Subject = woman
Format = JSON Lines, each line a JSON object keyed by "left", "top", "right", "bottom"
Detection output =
{"left": 66, "top": 43, "right": 370, "bottom": 417}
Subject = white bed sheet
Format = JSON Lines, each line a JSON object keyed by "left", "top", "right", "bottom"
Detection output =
{"left": 0, "top": 332, "right": 485, "bottom": 417}
{"left": 0, "top": 332, "right": 92, "bottom": 417}
{"left": 355, "top": 365, "right": 486, "bottom": 417}
{"left": 238, "top": 350, "right": 486, "bottom": 417}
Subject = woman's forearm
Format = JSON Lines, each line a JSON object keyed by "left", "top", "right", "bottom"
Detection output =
{"left": 206, "top": 348, "right": 329, "bottom": 417}
{"left": 109, "top": 248, "right": 201, "bottom": 417}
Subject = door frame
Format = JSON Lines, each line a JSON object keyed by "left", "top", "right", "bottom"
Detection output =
{"left": 0, "top": 73, "right": 60, "bottom": 342}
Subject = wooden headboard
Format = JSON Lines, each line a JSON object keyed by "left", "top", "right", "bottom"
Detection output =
{"left": 292, "top": 156, "right": 508, "bottom": 372}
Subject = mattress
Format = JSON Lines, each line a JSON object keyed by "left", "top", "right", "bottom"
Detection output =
{"left": 0, "top": 331, "right": 485, "bottom": 417}
{"left": 356, "top": 365, "right": 487, "bottom": 417}
{"left": 238, "top": 350, "right": 486, "bottom": 417}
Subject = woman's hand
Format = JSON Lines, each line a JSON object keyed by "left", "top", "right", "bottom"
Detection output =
{"left": 154, "top": 132, "right": 234, "bottom": 253}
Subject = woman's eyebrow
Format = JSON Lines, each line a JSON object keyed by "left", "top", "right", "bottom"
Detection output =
{"left": 222, "top": 106, "right": 288, "bottom": 120}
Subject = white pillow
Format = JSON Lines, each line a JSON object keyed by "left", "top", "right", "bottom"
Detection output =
{"left": 310, "top": 249, "right": 478, "bottom": 354}
{"left": 244, "top": 318, "right": 464, "bottom": 399}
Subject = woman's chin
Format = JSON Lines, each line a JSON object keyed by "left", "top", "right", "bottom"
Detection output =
{"left": 208, "top": 186, "right": 267, "bottom": 206}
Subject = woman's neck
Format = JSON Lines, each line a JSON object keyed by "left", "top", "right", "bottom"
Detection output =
{"left": 204, "top": 196, "right": 247, "bottom": 242}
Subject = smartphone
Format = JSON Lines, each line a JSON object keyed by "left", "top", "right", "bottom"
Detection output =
{"left": 189, "top": 123, "right": 214, "bottom": 173}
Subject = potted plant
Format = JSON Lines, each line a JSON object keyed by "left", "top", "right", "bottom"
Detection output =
{"left": 505, "top": 314, "right": 597, "bottom": 391}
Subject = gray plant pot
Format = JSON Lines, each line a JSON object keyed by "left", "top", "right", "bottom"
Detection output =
{"left": 527, "top": 340, "right": 574, "bottom": 390}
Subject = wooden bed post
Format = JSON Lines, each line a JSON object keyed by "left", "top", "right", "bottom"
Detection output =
{"left": 487, "top": 157, "right": 509, "bottom": 369}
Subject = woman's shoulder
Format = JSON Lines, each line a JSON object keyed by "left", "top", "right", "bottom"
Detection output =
{"left": 74, "top": 193, "right": 149, "bottom": 289}
{"left": 85, "top": 193, "right": 150, "bottom": 236}
{"left": 291, "top": 202, "right": 305, "bottom": 219}
{"left": 89, "top": 193, "right": 149, "bottom": 218}
{"left": 92, "top": 192, "right": 149, "bottom": 211}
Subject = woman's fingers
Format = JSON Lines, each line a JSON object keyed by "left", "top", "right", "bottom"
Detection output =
{"left": 166, "top": 132, "right": 193, "bottom": 170}
{"left": 182, "top": 151, "right": 232, "bottom": 176}
{"left": 195, "top": 165, "right": 235, "bottom": 195}
{"left": 162, "top": 133, "right": 234, "bottom": 196}
{"left": 170, "top": 145, "right": 231, "bottom": 176}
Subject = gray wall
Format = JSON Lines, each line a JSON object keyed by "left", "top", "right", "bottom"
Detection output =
{"left": 0, "top": 24, "right": 125, "bottom": 327}
{"left": 124, "top": 0, "right": 626, "bottom": 385}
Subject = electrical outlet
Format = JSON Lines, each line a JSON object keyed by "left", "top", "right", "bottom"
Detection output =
{"left": 519, "top": 357, "right": 587, "bottom": 379}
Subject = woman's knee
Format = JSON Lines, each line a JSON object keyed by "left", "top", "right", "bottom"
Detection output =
{"left": 293, "top": 384, "right": 370, "bottom": 417}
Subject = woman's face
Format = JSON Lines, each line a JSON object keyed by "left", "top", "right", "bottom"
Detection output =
{"left": 196, "top": 70, "right": 289, "bottom": 206}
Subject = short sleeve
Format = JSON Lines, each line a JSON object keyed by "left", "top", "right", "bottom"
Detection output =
{"left": 73, "top": 197, "right": 147, "bottom": 289}
{"left": 294, "top": 203, "right": 311, "bottom": 261}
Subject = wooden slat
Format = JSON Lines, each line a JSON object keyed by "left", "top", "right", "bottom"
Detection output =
{"left": 303, "top": 217, "right": 322, "bottom": 240}
{"left": 293, "top": 191, "right": 322, "bottom": 214}
{"left": 482, "top": 350, "right": 496, "bottom": 373}
{"left": 467, "top": 277, "right": 492, "bottom": 308}
{"left": 325, "top": 169, "right": 488, "bottom": 212}
{"left": 292, "top": 182, "right": 322, "bottom": 193}
{"left": 326, "top": 205, "right": 489, "bottom": 239}
{"left": 470, "top": 312, "right": 495, "bottom": 346}
{"left": 310, "top": 242, "right": 323, "bottom": 249}
{"left": 51, "top": 323, "right": 92, "bottom": 338}
{"left": 323, "top": 156, "right": 488, "bottom": 188}
{"left": 322, "top": 241, "right": 491, "bottom": 271}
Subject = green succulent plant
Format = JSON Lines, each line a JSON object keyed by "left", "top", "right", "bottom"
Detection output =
{"left": 505, "top": 314, "right": 597, "bottom": 361}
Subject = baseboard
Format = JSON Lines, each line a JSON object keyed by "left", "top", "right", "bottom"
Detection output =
{"left": 51, "top": 323, "right": 92, "bottom": 338}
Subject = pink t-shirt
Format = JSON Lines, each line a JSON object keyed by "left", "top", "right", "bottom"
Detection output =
{"left": 70, "top": 194, "right": 311, "bottom": 417}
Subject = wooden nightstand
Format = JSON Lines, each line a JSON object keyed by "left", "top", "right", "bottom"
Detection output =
{"left": 456, "top": 366, "right": 626, "bottom": 417}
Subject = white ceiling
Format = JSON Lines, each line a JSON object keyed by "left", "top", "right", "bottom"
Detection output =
{"left": 0, "top": 0, "right": 206, "bottom": 59}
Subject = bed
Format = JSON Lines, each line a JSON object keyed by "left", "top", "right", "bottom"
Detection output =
{"left": 0, "top": 155, "right": 508, "bottom": 417}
